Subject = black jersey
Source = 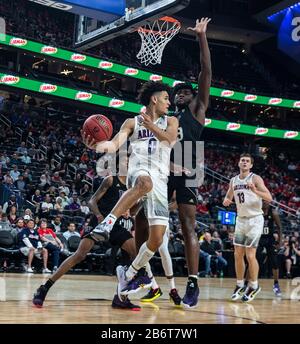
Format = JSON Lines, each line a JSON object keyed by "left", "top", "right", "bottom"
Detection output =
{"left": 97, "top": 176, "right": 127, "bottom": 218}
{"left": 170, "top": 106, "right": 204, "bottom": 171}
{"left": 261, "top": 207, "right": 275, "bottom": 239}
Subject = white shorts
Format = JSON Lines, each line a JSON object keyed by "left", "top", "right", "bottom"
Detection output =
{"left": 233, "top": 215, "right": 264, "bottom": 248}
{"left": 20, "top": 247, "right": 42, "bottom": 258}
{"left": 127, "top": 169, "right": 169, "bottom": 227}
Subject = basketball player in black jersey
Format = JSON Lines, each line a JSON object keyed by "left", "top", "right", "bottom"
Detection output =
{"left": 32, "top": 157, "right": 141, "bottom": 310}
{"left": 257, "top": 201, "right": 282, "bottom": 296}
{"left": 135, "top": 17, "right": 211, "bottom": 308}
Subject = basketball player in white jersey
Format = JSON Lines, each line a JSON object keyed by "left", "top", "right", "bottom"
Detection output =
{"left": 223, "top": 153, "right": 272, "bottom": 302}
{"left": 83, "top": 81, "right": 179, "bottom": 297}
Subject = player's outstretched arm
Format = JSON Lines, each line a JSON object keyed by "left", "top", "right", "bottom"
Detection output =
{"left": 223, "top": 179, "right": 234, "bottom": 206}
{"left": 188, "top": 17, "right": 212, "bottom": 125}
{"left": 248, "top": 175, "right": 272, "bottom": 203}
{"left": 88, "top": 176, "right": 113, "bottom": 222}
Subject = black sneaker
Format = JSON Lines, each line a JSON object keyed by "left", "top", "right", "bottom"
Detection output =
{"left": 231, "top": 285, "right": 247, "bottom": 301}
{"left": 169, "top": 288, "right": 182, "bottom": 306}
{"left": 182, "top": 280, "right": 199, "bottom": 308}
{"left": 241, "top": 286, "right": 261, "bottom": 303}
{"left": 141, "top": 288, "right": 163, "bottom": 302}
{"left": 111, "top": 294, "right": 141, "bottom": 311}
{"left": 32, "top": 285, "right": 48, "bottom": 308}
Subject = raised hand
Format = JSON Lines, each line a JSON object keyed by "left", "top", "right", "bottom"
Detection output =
{"left": 81, "top": 129, "right": 97, "bottom": 150}
{"left": 187, "top": 17, "right": 211, "bottom": 35}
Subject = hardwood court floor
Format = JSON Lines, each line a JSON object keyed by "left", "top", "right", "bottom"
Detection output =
{"left": 0, "top": 273, "right": 299, "bottom": 324}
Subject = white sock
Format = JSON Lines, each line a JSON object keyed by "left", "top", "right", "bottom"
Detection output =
{"left": 237, "top": 280, "right": 244, "bottom": 288}
{"left": 126, "top": 243, "right": 155, "bottom": 280}
{"left": 102, "top": 214, "right": 117, "bottom": 233}
{"left": 167, "top": 276, "right": 175, "bottom": 290}
{"left": 250, "top": 280, "right": 258, "bottom": 289}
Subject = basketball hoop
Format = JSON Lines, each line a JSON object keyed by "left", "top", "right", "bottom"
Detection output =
{"left": 136, "top": 16, "right": 181, "bottom": 66}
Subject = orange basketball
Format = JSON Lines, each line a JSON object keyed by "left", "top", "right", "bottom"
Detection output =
{"left": 82, "top": 114, "right": 113, "bottom": 143}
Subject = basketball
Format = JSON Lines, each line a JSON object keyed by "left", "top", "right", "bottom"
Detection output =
{"left": 82, "top": 114, "right": 113, "bottom": 143}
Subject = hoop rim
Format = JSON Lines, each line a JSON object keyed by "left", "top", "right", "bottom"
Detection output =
{"left": 137, "top": 16, "right": 181, "bottom": 35}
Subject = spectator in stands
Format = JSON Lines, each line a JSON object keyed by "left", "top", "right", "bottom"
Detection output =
{"left": 3, "top": 194, "right": 18, "bottom": 214}
{"left": 79, "top": 183, "right": 91, "bottom": 200}
{"left": 200, "top": 232, "right": 227, "bottom": 277}
{"left": 31, "top": 189, "right": 43, "bottom": 213}
{"left": 58, "top": 181, "right": 70, "bottom": 196}
{"left": 14, "top": 175, "right": 26, "bottom": 193}
{"left": 80, "top": 200, "right": 90, "bottom": 215}
{"left": 63, "top": 222, "right": 80, "bottom": 241}
{"left": 40, "top": 194, "right": 53, "bottom": 215}
{"left": 49, "top": 216, "right": 64, "bottom": 233}
{"left": 17, "top": 142, "right": 27, "bottom": 155}
{"left": 51, "top": 172, "right": 63, "bottom": 185}
{"left": 57, "top": 191, "right": 69, "bottom": 209}
{"left": 39, "top": 174, "right": 50, "bottom": 190}
{"left": 10, "top": 165, "right": 20, "bottom": 182}
{"left": 7, "top": 206, "right": 18, "bottom": 225}
{"left": 67, "top": 193, "right": 80, "bottom": 212}
{"left": 11, "top": 217, "right": 25, "bottom": 237}
{"left": 0, "top": 152, "right": 10, "bottom": 168}
{"left": 38, "top": 219, "right": 63, "bottom": 272}
{"left": 54, "top": 197, "right": 64, "bottom": 213}
{"left": 21, "top": 152, "right": 31, "bottom": 165}
{"left": 18, "top": 218, "right": 50, "bottom": 273}
{"left": 0, "top": 214, "right": 12, "bottom": 231}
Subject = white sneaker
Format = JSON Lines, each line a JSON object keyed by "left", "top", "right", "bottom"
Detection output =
{"left": 27, "top": 267, "right": 34, "bottom": 273}
{"left": 42, "top": 268, "right": 52, "bottom": 274}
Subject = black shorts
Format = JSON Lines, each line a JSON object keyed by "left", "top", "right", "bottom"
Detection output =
{"left": 82, "top": 223, "right": 133, "bottom": 248}
{"left": 257, "top": 236, "right": 279, "bottom": 269}
{"left": 168, "top": 175, "right": 197, "bottom": 206}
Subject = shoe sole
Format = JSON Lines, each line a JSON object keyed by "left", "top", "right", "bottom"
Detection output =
{"left": 141, "top": 293, "right": 162, "bottom": 303}
{"left": 121, "top": 282, "right": 153, "bottom": 296}
{"left": 32, "top": 300, "right": 43, "bottom": 308}
{"left": 182, "top": 302, "right": 198, "bottom": 309}
{"left": 242, "top": 287, "right": 261, "bottom": 303}
{"left": 116, "top": 266, "right": 126, "bottom": 300}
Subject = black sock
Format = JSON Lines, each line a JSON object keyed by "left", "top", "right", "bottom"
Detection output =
{"left": 274, "top": 280, "right": 279, "bottom": 285}
{"left": 188, "top": 277, "right": 198, "bottom": 286}
{"left": 44, "top": 279, "right": 55, "bottom": 291}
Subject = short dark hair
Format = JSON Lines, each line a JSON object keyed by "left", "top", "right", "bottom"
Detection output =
{"left": 240, "top": 153, "right": 254, "bottom": 164}
{"left": 137, "top": 81, "right": 170, "bottom": 106}
{"left": 172, "top": 82, "right": 197, "bottom": 98}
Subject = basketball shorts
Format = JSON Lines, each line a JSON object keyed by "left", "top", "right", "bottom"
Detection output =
{"left": 257, "top": 236, "right": 279, "bottom": 269}
{"left": 233, "top": 214, "right": 264, "bottom": 248}
{"left": 127, "top": 169, "right": 169, "bottom": 226}
{"left": 83, "top": 222, "right": 133, "bottom": 248}
{"left": 168, "top": 174, "right": 197, "bottom": 206}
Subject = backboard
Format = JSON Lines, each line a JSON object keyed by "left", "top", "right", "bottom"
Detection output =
{"left": 74, "top": 0, "right": 189, "bottom": 50}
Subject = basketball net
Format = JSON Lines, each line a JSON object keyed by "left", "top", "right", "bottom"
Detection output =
{"left": 136, "top": 16, "right": 181, "bottom": 66}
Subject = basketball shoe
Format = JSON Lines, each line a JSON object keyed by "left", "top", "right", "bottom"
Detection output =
{"left": 141, "top": 288, "right": 163, "bottom": 302}
{"left": 241, "top": 286, "right": 261, "bottom": 303}
{"left": 111, "top": 294, "right": 141, "bottom": 311}
{"left": 169, "top": 288, "right": 182, "bottom": 306}
{"left": 273, "top": 283, "right": 282, "bottom": 297}
{"left": 182, "top": 279, "right": 199, "bottom": 308}
{"left": 231, "top": 285, "right": 247, "bottom": 301}
{"left": 32, "top": 285, "right": 48, "bottom": 308}
{"left": 117, "top": 266, "right": 152, "bottom": 296}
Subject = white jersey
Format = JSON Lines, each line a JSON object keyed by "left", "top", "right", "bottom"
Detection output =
{"left": 232, "top": 173, "right": 263, "bottom": 218}
{"left": 128, "top": 115, "right": 171, "bottom": 178}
